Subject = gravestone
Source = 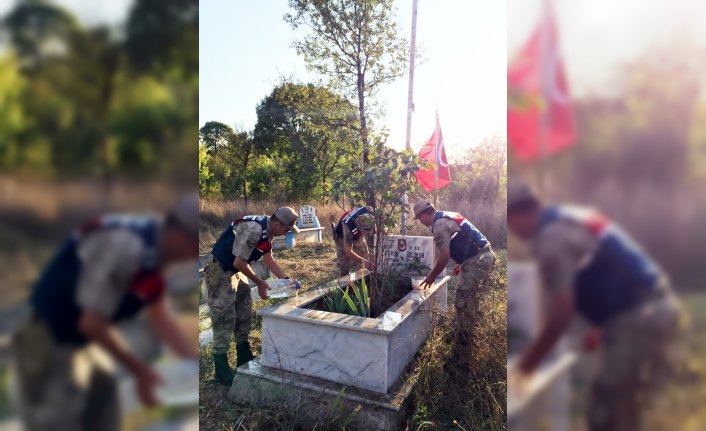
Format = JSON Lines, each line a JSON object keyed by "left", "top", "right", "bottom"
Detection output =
{"left": 507, "top": 261, "right": 571, "bottom": 431}
{"left": 271, "top": 232, "right": 296, "bottom": 249}
{"left": 507, "top": 262, "right": 541, "bottom": 355}
{"left": 381, "top": 235, "right": 435, "bottom": 276}
{"left": 298, "top": 205, "right": 318, "bottom": 228}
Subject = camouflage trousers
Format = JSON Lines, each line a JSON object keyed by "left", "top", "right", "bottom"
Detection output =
{"left": 13, "top": 317, "right": 119, "bottom": 431}
{"left": 204, "top": 259, "right": 252, "bottom": 352}
{"left": 588, "top": 291, "right": 681, "bottom": 431}
{"left": 334, "top": 237, "right": 370, "bottom": 276}
{"left": 455, "top": 248, "right": 496, "bottom": 345}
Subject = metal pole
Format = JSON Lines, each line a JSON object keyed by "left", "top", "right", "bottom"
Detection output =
{"left": 434, "top": 112, "right": 439, "bottom": 207}
{"left": 538, "top": 0, "right": 550, "bottom": 196}
{"left": 401, "top": 0, "right": 418, "bottom": 235}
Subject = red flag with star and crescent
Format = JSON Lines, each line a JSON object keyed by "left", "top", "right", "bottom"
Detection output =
{"left": 508, "top": 0, "right": 576, "bottom": 160}
{"left": 416, "top": 115, "right": 451, "bottom": 191}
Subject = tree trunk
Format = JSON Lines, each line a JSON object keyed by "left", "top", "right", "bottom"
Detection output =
{"left": 357, "top": 73, "right": 368, "bottom": 166}
{"left": 357, "top": 73, "right": 375, "bottom": 206}
{"left": 242, "top": 145, "right": 250, "bottom": 206}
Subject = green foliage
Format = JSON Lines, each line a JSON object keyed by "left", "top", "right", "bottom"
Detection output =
{"left": 254, "top": 81, "right": 360, "bottom": 200}
{"left": 323, "top": 277, "right": 370, "bottom": 317}
{"left": 199, "top": 144, "right": 219, "bottom": 196}
{"left": 285, "top": 0, "right": 408, "bottom": 101}
{"left": 199, "top": 121, "right": 232, "bottom": 155}
{"left": 328, "top": 143, "right": 427, "bottom": 233}
{"left": 0, "top": 0, "right": 197, "bottom": 179}
{"left": 285, "top": 0, "right": 409, "bottom": 165}
{"left": 0, "top": 54, "right": 27, "bottom": 168}
{"left": 198, "top": 122, "right": 256, "bottom": 201}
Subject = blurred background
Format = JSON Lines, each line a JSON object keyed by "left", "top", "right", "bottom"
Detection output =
{"left": 508, "top": 0, "right": 706, "bottom": 429}
{"left": 0, "top": 0, "right": 198, "bottom": 429}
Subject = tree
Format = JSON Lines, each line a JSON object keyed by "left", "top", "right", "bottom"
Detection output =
{"left": 327, "top": 141, "right": 427, "bottom": 308}
{"left": 285, "top": 0, "right": 408, "bottom": 170}
{"left": 0, "top": 54, "right": 27, "bottom": 169}
{"left": 229, "top": 130, "right": 256, "bottom": 204}
{"left": 199, "top": 122, "right": 256, "bottom": 203}
{"left": 125, "top": 0, "right": 199, "bottom": 79}
{"left": 199, "top": 143, "right": 219, "bottom": 196}
{"left": 199, "top": 121, "right": 233, "bottom": 155}
{"left": 254, "top": 82, "right": 360, "bottom": 199}
{"left": 3, "top": 0, "right": 79, "bottom": 73}
{"left": 451, "top": 134, "right": 507, "bottom": 203}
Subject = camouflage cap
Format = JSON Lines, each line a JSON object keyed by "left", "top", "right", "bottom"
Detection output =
{"left": 413, "top": 200, "right": 436, "bottom": 219}
{"left": 273, "top": 207, "right": 300, "bottom": 233}
{"left": 507, "top": 182, "right": 539, "bottom": 212}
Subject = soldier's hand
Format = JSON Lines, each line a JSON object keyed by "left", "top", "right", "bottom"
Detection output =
{"left": 420, "top": 275, "right": 434, "bottom": 289}
{"left": 135, "top": 363, "right": 163, "bottom": 407}
{"left": 257, "top": 280, "right": 271, "bottom": 300}
{"left": 453, "top": 264, "right": 462, "bottom": 276}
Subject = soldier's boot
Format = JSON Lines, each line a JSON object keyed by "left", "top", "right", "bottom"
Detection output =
{"left": 236, "top": 341, "right": 255, "bottom": 367}
{"left": 213, "top": 353, "right": 235, "bottom": 385}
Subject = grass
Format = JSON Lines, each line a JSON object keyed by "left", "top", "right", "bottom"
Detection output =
{"left": 566, "top": 292, "right": 706, "bottom": 431}
{"left": 640, "top": 292, "right": 706, "bottom": 431}
{"left": 198, "top": 239, "right": 508, "bottom": 430}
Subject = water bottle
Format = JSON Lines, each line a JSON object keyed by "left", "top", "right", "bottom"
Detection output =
{"left": 251, "top": 278, "right": 302, "bottom": 301}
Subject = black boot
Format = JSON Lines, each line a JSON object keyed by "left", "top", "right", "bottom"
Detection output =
{"left": 213, "top": 353, "right": 235, "bottom": 385}
{"left": 236, "top": 341, "right": 255, "bottom": 367}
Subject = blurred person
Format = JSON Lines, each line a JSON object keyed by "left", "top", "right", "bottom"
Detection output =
{"left": 413, "top": 200, "right": 497, "bottom": 346}
{"left": 12, "top": 195, "right": 200, "bottom": 431}
{"left": 331, "top": 206, "right": 376, "bottom": 276}
{"left": 507, "top": 182, "right": 681, "bottom": 431}
{"left": 205, "top": 207, "right": 299, "bottom": 385}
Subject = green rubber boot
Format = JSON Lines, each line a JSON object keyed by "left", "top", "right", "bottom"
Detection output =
{"left": 236, "top": 341, "right": 255, "bottom": 367}
{"left": 213, "top": 353, "right": 235, "bottom": 385}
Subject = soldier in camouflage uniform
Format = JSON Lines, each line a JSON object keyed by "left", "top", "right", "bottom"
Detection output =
{"left": 507, "top": 182, "right": 681, "bottom": 431}
{"left": 12, "top": 196, "right": 199, "bottom": 431}
{"left": 413, "top": 201, "right": 496, "bottom": 346}
{"left": 332, "top": 206, "right": 376, "bottom": 276}
{"left": 206, "top": 207, "right": 299, "bottom": 384}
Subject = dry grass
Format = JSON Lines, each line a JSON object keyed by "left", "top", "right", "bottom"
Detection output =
{"left": 199, "top": 197, "right": 506, "bottom": 254}
{"left": 407, "top": 250, "right": 507, "bottom": 430}
{"left": 198, "top": 235, "right": 508, "bottom": 430}
{"left": 199, "top": 199, "right": 345, "bottom": 254}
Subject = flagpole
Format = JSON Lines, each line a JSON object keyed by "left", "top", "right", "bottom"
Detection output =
{"left": 401, "top": 0, "right": 418, "bottom": 235}
{"left": 538, "top": 0, "right": 551, "bottom": 196}
{"left": 434, "top": 111, "right": 439, "bottom": 207}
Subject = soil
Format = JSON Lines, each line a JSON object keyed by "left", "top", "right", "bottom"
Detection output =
{"left": 303, "top": 275, "right": 412, "bottom": 318}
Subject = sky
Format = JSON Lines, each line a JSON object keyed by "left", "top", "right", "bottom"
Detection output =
{"left": 199, "top": 0, "right": 507, "bottom": 159}
{"left": 509, "top": 0, "right": 706, "bottom": 98}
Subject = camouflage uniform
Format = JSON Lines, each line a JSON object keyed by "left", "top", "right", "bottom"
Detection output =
{"left": 535, "top": 218, "right": 681, "bottom": 431}
{"left": 13, "top": 228, "right": 153, "bottom": 431}
{"left": 204, "top": 262, "right": 250, "bottom": 352}
{"left": 433, "top": 217, "right": 496, "bottom": 343}
{"left": 334, "top": 216, "right": 373, "bottom": 276}
{"left": 206, "top": 219, "right": 269, "bottom": 350}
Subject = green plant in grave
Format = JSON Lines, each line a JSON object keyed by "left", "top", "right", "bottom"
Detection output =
{"left": 323, "top": 276, "right": 371, "bottom": 317}
{"left": 326, "top": 142, "right": 432, "bottom": 304}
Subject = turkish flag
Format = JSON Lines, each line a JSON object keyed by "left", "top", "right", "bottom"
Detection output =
{"left": 508, "top": 1, "right": 576, "bottom": 161}
{"left": 416, "top": 115, "right": 451, "bottom": 191}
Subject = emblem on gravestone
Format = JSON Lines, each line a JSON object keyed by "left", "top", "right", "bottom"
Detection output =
{"left": 398, "top": 239, "right": 407, "bottom": 252}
